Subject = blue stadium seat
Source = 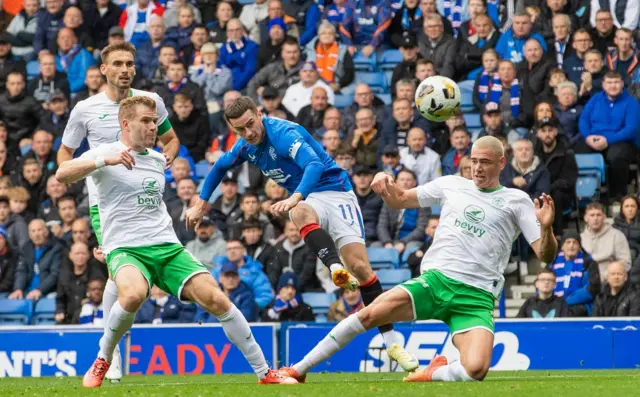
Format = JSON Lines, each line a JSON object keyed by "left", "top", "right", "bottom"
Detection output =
{"left": 576, "top": 175, "right": 600, "bottom": 205}
{"left": 575, "top": 153, "right": 606, "bottom": 183}
{"left": 401, "top": 245, "right": 419, "bottom": 266}
{"left": 315, "top": 314, "right": 328, "bottom": 323}
{"left": 458, "top": 80, "right": 475, "bottom": 113}
{"left": 238, "top": 0, "right": 253, "bottom": 4}
{"left": 463, "top": 113, "right": 482, "bottom": 129}
{"left": 0, "top": 299, "right": 33, "bottom": 325}
{"left": 378, "top": 93, "right": 392, "bottom": 105}
{"left": 366, "top": 247, "right": 400, "bottom": 269}
{"left": 376, "top": 269, "right": 412, "bottom": 290}
{"left": 334, "top": 94, "right": 354, "bottom": 109}
{"left": 302, "top": 292, "right": 336, "bottom": 315}
{"left": 355, "top": 72, "right": 387, "bottom": 94}
{"left": 378, "top": 49, "right": 403, "bottom": 70}
{"left": 352, "top": 52, "right": 377, "bottom": 72}
{"left": 34, "top": 298, "right": 56, "bottom": 325}
{"left": 26, "top": 60, "right": 39, "bottom": 81}
{"left": 195, "top": 160, "right": 210, "bottom": 180}
{"left": 431, "top": 204, "right": 441, "bottom": 216}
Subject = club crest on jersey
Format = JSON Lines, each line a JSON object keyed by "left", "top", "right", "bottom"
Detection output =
{"left": 454, "top": 205, "right": 487, "bottom": 237}
{"left": 248, "top": 153, "right": 257, "bottom": 162}
{"left": 491, "top": 197, "right": 506, "bottom": 209}
{"left": 463, "top": 205, "right": 485, "bottom": 223}
{"left": 142, "top": 178, "right": 160, "bottom": 195}
{"left": 137, "top": 177, "right": 162, "bottom": 209}
{"left": 269, "top": 146, "right": 277, "bottom": 160}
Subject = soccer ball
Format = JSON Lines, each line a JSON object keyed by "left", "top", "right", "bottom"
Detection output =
{"left": 415, "top": 76, "right": 461, "bottom": 122}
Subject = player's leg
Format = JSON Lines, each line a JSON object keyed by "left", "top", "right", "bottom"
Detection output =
{"left": 282, "top": 286, "right": 415, "bottom": 381}
{"left": 433, "top": 329, "right": 494, "bottom": 381}
{"left": 289, "top": 202, "right": 358, "bottom": 290}
{"left": 89, "top": 205, "right": 122, "bottom": 381}
{"left": 165, "top": 247, "right": 297, "bottom": 384}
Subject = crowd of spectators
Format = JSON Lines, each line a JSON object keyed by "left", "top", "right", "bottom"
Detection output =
{"left": 1, "top": 0, "right": 640, "bottom": 324}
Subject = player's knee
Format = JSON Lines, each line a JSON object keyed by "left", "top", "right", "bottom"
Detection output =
{"left": 462, "top": 358, "right": 489, "bottom": 381}
{"left": 289, "top": 205, "right": 318, "bottom": 227}
{"left": 355, "top": 307, "right": 376, "bottom": 329}
{"left": 198, "top": 287, "right": 231, "bottom": 316}
{"left": 118, "top": 286, "right": 147, "bottom": 311}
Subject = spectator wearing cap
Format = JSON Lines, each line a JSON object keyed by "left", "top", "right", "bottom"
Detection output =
{"left": 257, "top": 18, "right": 287, "bottom": 71}
{"left": 26, "top": 52, "right": 70, "bottom": 106}
{"left": 262, "top": 271, "right": 315, "bottom": 321}
{"left": 389, "top": 0, "right": 421, "bottom": 49}
{"left": 352, "top": 165, "right": 383, "bottom": 245}
{"left": 475, "top": 104, "right": 520, "bottom": 145}
{"left": 418, "top": 14, "right": 456, "bottom": 79}
{"left": 380, "top": 144, "right": 404, "bottom": 176}
{"left": 195, "top": 260, "right": 259, "bottom": 323}
{"left": 239, "top": 0, "right": 269, "bottom": 44}
{"left": 322, "top": 0, "right": 348, "bottom": 28}
{"left": 518, "top": 38, "right": 555, "bottom": 105}
{"left": 0, "top": 225, "right": 16, "bottom": 298}
{"left": 339, "top": 0, "right": 392, "bottom": 59}
{"left": 248, "top": 36, "right": 302, "bottom": 100}
{"left": 37, "top": 91, "right": 69, "bottom": 139}
{"left": 0, "top": 195, "right": 29, "bottom": 252}
{"left": 83, "top": 0, "right": 123, "bottom": 51}
{"left": 33, "top": 0, "right": 66, "bottom": 55}
{"left": 282, "top": 0, "right": 321, "bottom": 46}
{"left": 241, "top": 218, "right": 276, "bottom": 271}
{"left": 399, "top": 127, "right": 441, "bottom": 185}
{"left": 305, "top": 20, "right": 355, "bottom": 94}
{"left": 0, "top": 72, "right": 43, "bottom": 150}
{"left": 185, "top": 215, "right": 226, "bottom": 270}
{"left": 500, "top": 138, "right": 550, "bottom": 202}
{"left": 268, "top": 220, "right": 320, "bottom": 291}
{"left": 0, "top": 33, "right": 27, "bottom": 94}
{"left": 135, "top": 285, "right": 196, "bottom": 324}
{"left": 534, "top": 117, "right": 578, "bottom": 233}
{"left": 212, "top": 239, "right": 275, "bottom": 309}
{"left": 554, "top": 81, "right": 583, "bottom": 148}
{"left": 577, "top": 70, "right": 639, "bottom": 202}
{"left": 259, "top": 87, "right": 294, "bottom": 120}
{"left": 548, "top": 231, "right": 601, "bottom": 316}
{"left": 442, "top": 126, "right": 471, "bottom": 176}
{"left": 118, "top": 0, "right": 165, "bottom": 48}
{"left": 281, "top": 60, "right": 334, "bottom": 117}
{"left": 5, "top": 0, "right": 39, "bottom": 61}
{"left": 455, "top": 13, "right": 500, "bottom": 80}
{"left": 135, "top": 16, "right": 169, "bottom": 83}
{"left": 495, "top": 12, "right": 547, "bottom": 64}
{"left": 390, "top": 35, "right": 420, "bottom": 94}
{"left": 227, "top": 192, "right": 275, "bottom": 242}
{"left": 593, "top": 261, "right": 640, "bottom": 317}
{"left": 9, "top": 218, "right": 62, "bottom": 301}
{"left": 516, "top": 268, "right": 572, "bottom": 318}
{"left": 165, "top": 6, "right": 197, "bottom": 50}
{"left": 258, "top": 0, "right": 300, "bottom": 45}
{"left": 219, "top": 19, "right": 258, "bottom": 91}
{"left": 106, "top": 26, "right": 125, "bottom": 47}
{"left": 164, "top": 0, "right": 202, "bottom": 29}
{"left": 190, "top": 43, "right": 232, "bottom": 108}
{"left": 210, "top": 173, "right": 242, "bottom": 236}
{"left": 54, "top": 28, "right": 96, "bottom": 95}
{"left": 295, "top": 87, "right": 330, "bottom": 133}
{"left": 155, "top": 60, "right": 206, "bottom": 116}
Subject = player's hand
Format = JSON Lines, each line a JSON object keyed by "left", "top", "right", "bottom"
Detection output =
{"left": 270, "top": 195, "right": 302, "bottom": 217}
{"left": 163, "top": 152, "right": 175, "bottom": 169}
{"left": 105, "top": 149, "right": 135, "bottom": 170}
{"left": 26, "top": 289, "right": 42, "bottom": 301}
{"left": 371, "top": 172, "right": 395, "bottom": 197}
{"left": 93, "top": 247, "right": 106, "bottom": 264}
{"left": 534, "top": 193, "right": 555, "bottom": 228}
{"left": 185, "top": 200, "right": 208, "bottom": 229}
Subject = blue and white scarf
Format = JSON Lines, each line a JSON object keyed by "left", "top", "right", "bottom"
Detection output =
{"left": 487, "top": 73, "right": 520, "bottom": 117}
{"left": 442, "top": 0, "right": 464, "bottom": 30}
{"left": 551, "top": 251, "right": 585, "bottom": 297}
{"left": 58, "top": 44, "right": 82, "bottom": 72}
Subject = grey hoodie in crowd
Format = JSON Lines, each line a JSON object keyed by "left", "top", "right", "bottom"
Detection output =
{"left": 185, "top": 229, "right": 227, "bottom": 270}
{"left": 581, "top": 224, "right": 632, "bottom": 281}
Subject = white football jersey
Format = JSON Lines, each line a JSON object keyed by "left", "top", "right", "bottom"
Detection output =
{"left": 417, "top": 175, "right": 541, "bottom": 297}
{"left": 61, "top": 89, "right": 171, "bottom": 206}
{"left": 80, "top": 142, "right": 180, "bottom": 254}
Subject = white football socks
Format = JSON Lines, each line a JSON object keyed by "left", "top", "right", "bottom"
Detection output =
{"left": 432, "top": 360, "right": 475, "bottom": 382}
{"left": 217, "top": 305, "right": 270, "bottom": 379}
{"left": 102, "top": 279, "right": 118, "bottom": 328}
{"left": 98, "top": 301, "right": 135, "bottom": 362}
{"left": 293, "top": 314, "right": 366, "bottom": 375}
{"left": 381, "top": 330, "right": 398, "bottom": 348}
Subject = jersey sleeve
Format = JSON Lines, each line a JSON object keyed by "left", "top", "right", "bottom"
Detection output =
{"left": 61, "top": 103, "right": 88, "bottom": 149}
{"left": 416, "top": 176, "right": 449, "bottom": 207}
{"left": 153, "top": 94, "right": 172, "bottom": 136}
{"left": 515, "top": 196, "right": 541, "bottom": 245}
{"left": 199, "top": 142, "right": 247, "bottom": 201}
{"left": 277, "top": 123, "right": 326, "bottom": 197}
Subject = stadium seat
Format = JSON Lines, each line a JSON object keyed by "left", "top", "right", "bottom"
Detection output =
{"left": 195, "top": 160, "right": 210, "bottom": 180}
{"left": 33, "top": 298, "right": 56, "bottom": 325}
{"left": 0, "top": 299, "right": 33, "bottom": 325}
{"left": 302, "top": 292, "right": 336, "bottom": 315}
{"left": 576, "top": 175, "right": 600, "bottom": 205}
{"left": 431, "top": 205, "right": 441, "bottom": 216}
{"left": 315, "top": 314, "right": 328, "bottom": 323}
{"left": 334, "top": 94, "right": 354, "bottom": 109}
{"left": 355, "top": 72, "right": 387, "bottom": 94}
{"left": 401, "top": 245, "right": 419, "bottom": 266}
{"left": 366, "top": 247, "right": 400, "bottom": 269}
{"left": 378, "top": 93, "right": 392, "bottom": 105}
{"left": 352, "top": 52, "right": 377, "bottom": 72}
{"left": 458, "top": 80, "right": 475, "bottom": 113}
{"left": 376, "top": 269, "right": 412, "bottom": 290}
{"left": 463, "top": 113, "right": 482, "bottom": 129}
{"left": 238, "top": 0, "right": 253, "bottom": 4}
{"left": 26, "top": 60, "right": 39, "bottom": 81}
{"left": 575, "top": 153, "right": 606, "bottom": 183}
{"left": 378, "top": 49, "right": 403, "bottom": 70}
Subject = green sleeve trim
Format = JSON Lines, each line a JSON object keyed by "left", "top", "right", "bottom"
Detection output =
{"left": 157, "top": 119, "right": 172, "bottom": 136}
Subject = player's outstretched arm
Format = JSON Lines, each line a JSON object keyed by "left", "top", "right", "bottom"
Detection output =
{"left": 157, "top": 129, "right": 180, "bottom": 169}
{"left": 531, "top": 193, "right": 558, "bottom": 264}
{"left": 370, "top": 172, "right": 420, "bottom": 209}
{"left": 56, "top": 149, "right": 135, "bottom": 184}
{"left": 57, "top": 144, "right": 76, "bottom": 166}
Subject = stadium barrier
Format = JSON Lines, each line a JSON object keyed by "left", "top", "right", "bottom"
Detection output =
{"left": 1, "top": 319, "right": 639, "bottom": 377}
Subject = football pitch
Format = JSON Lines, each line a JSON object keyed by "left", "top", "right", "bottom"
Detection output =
{"left": 1, "top": 370, "right": 639, "bottom": 397}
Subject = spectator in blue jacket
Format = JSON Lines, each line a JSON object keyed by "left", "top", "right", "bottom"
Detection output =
{"left": 135, "top": 285, "right": 197, "bottom": 324}
{"left": 442, "top": 126, "right": 471, "bottom": 175}
{"left": 548, "top": 231, "right": 601, "bottom": 316}
{"left": 8, "top": 219, "right": 62, "bottom": 301}
{"left": 554, "top": 81, "right": 583, "bottom": 148}
{"left": 322, "top": 0, "right": 347, "bottom": 28}
{"left": 282, "top": 0, "right": 321, "bottom": 46}
{"left": 577, "top": 70, "right": 640, "bottom": 201}
{"left": 339, "top": 0, "right": 392, "bottom": 59}
{"left": 54, "top": 28, "right": 96, "bottom": 95}
{"left": 212, "top": 239, "right": 274, "bottom": 309}
{"left": 33, "top": 0, "right": 66, "bottom": 55}
{"left": 495, "top": 12, "right": 547, "bottom": 64}
{"left": 135, "top": 15, "right": 169, "bottom": 85}
{"left": 219, "top": 19, "right": 258, "bottom": 91}
{"left": 195, "top": 260, "right": 259, "bottom": 322}
{"left": 164, "top": 6, "right": 196, "bottom": 50}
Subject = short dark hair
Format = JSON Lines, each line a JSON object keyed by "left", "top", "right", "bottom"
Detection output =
{"left": 241, "top": 191, "right": 259, "bottom": 203}
{"left": 100, "top": 42, "right": 136, "bottom": 65}
{"left": 174, "top": 93, "right": 192, "bottom": 104}
{"left": 585, "top": 201, "right": 605, "bottom": 214}
{"left": 282, "top": 36, "right": 300, "bottom": 48}
{"left": 604, "top": 70, "right": 623, "bottom": 80}
{"left": 536, "top": 268, "right": 556, "bottom": 281}
{"left": 224, "top": 96, "right": 258, "bottom": 121}
{"left": 396, "top": 168, "right": 417, "bottom": 182}
{"left": 335, "top": 143, "right": 356, "bottom": 157}
{"left": 192, "top": 23, "right": 207, "bottom": 33}
{"left": 451, "top": 125, "right": 469, "bottom": 135}
{"left": 573, "top": 28, "right": 591, "bottom": 38}
{"left": 56, "top": 195, "right": 76, "bottom": 208}
{"left": 242, "top": 217, "right": 262, "bottom": 231}
{"left": 585, "top": 48, "right": 603, "bottom": 58}
{"left": 416, "top": 58, "right": 434, "bottom": 68}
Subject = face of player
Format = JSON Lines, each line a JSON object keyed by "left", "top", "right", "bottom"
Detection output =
{"left": 29, "top": 221, "right": 49, "bottom": 246}
{"left": 242, "top": 227, "right": 262, "bottom": 245}
{"left": 285, "top": 221, "right": 301, "bottom": 244}
{"left": 584, "top": 208, "right": 605, "bottom": 232}
{"left": 561, "top": 238, "right": 580, "bottom": 259}
{"left": 228, "top": 109, "right": 265, "bottom": 145}
{"left": 396, "top": 171, "right": 416, "bottom": 190}
{"left": 127, "top": 106, "right": 159, "bottom": 150}
{"left": 102, "top": 50, "right": 135, "bottom": 89}
{"left": 470, "top": 146, "right": 506, "bottom": 189}
{"left": 23, "top": 164, "right": 42, "bottom": 185}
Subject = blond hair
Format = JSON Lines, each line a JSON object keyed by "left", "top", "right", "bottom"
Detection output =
{"left": 472, "top": 136, "right": 505, "bottom": 157}
{"left": 7, "top": 186, "right": 30, "bottom": 201}
{"left": 118, "top": 96, "right": 156, "bottom": 124}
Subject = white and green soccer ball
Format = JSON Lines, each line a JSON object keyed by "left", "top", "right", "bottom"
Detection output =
{"left": 415, "top": 75, "right": 461, "bottom": 122}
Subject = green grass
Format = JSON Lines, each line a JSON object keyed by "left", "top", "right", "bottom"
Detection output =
{"left": 2, "top": 371, "right": 639, "bottom": 397}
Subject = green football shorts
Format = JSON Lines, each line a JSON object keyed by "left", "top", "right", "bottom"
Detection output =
{"left": 89, "top": 205, "right": 102, "bottom": 246}
{"left": 107, "top": 243, "right": 209, "bottom": 302}
{"left": 398, "top": 269, "right": 495, "bottom": 335}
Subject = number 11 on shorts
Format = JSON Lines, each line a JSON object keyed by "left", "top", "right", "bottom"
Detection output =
{"left": 338, "top": 204, "right": 355, "bottom": 226}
